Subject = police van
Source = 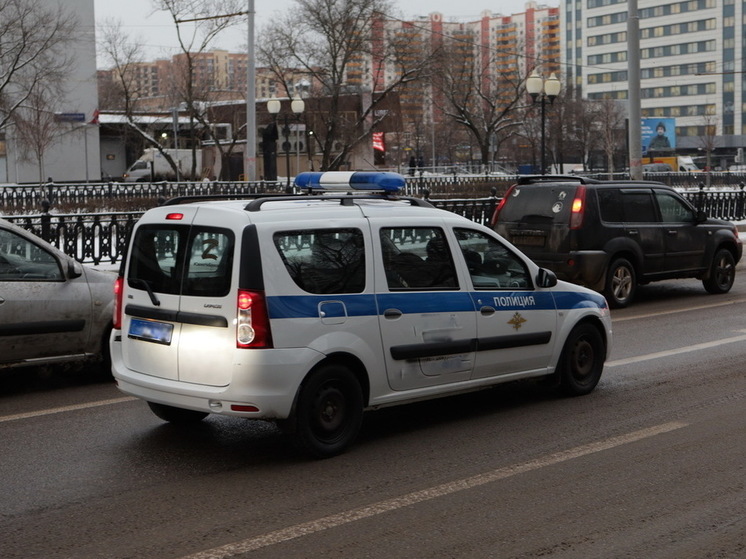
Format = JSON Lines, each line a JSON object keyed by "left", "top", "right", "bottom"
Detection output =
{"left": 110, "top": 172, "right": 613, "bottom": 458}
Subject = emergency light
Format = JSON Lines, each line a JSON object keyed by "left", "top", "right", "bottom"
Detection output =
{"left": 294, "top": 171, "right": 405, "bottom": 192}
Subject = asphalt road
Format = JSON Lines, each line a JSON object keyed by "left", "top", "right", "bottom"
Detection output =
{"left": 1, "top": 277, "right": 744, "bottom": 559}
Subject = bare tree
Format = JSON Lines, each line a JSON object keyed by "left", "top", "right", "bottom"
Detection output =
{"left": 699, "top": 111, "right": 718, "bottom": 186}
{"left": 0, "top": 0, "right": 77, "bottom": 131}
{"left": 12, "top": 84, "right": 63, "bottom": 184}
{"left": 99, "top": 1, "right": 245, "bottom": 180}
{"left": 596, "top": 98, "right": 627, "bottom": 178}
{"left": 98, "top": 20, "right": 186, "bottom": 174}
{"left": 258, "top": 0, "right": 431, "bottom": 171}
{"left": 430, "top": 32, "right": 525, "bottom": 171}
{"left": 154, "top": 0, "right": 246, "bottom": 179}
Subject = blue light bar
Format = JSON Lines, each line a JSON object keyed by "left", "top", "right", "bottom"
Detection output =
{"left": 294, "top": 171, "right": 405, "bottom": 192}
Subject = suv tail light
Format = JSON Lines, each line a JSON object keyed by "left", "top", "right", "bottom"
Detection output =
{"left": 113, "top": 276, "right": 124, "bottom": 330}
{"left": 236, "top": 289, "right": 273, "bottom": 348}
{"left": 490, "top": 184, "right": 516, "bottom": 227}
{"left": 570, "top": 186, "right": 587, "bottom": 230}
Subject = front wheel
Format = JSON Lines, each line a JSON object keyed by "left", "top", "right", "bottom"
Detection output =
{"left": 702, "top": 248, "right": 736, "bottom": 294}
{"left": 557, "top": 323, "right": 605, "bottom": 397}
{"left": 291, "top": 365, "right": 363, "bottom": 459}
{"left": 147, "top": 402, "right": 208, "bottom": 424}
{"left": 604, "top": 258, "right": 636, "bottom": 308}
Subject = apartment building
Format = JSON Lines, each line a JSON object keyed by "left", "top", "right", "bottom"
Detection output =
{"left": 564, "top": 0, "right": 743, "bottom": 163}
{"left": 350, "top": 3, "right": 560, "bottom": 164}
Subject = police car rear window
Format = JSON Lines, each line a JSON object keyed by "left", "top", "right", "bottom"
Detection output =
{"left": 128, "top": 226, "right": 234, "bottom": 297}
{"left": 274, "top": 228, "right": 365, "bottom": 294}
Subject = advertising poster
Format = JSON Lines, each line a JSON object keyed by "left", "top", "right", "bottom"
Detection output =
{"left": 642, "top": 118, "right": 676, "bottom": 153}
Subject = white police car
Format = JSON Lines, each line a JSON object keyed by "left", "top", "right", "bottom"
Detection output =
{"left": 110, "top": 172, "right": 612, "bottom": 458}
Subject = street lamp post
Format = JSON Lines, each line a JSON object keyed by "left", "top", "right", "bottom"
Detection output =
{"left": 267, "top": 96, "right": 305, "bottom": 191}
{"left": 526, "top": 71, "right": 561, "bottom": 174}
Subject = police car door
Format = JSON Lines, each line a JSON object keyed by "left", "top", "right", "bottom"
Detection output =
{"left": 454, "top": 228, "right": 557, "bottom": 379}
{"left": 374, "top": 223, "right": 477, "bottom": 391}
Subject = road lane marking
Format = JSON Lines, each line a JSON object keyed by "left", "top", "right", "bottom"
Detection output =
{"left": 612, "top": 297, "right": 746, "bottom": 322}
{"left": 0, "top": 397, "right": 136, "bottom": 423}
{"left": 606, "top": 333, "right": 746, "bottom": 367}
{"left": 179, "top": 421, "right": 687, "bottom": 559}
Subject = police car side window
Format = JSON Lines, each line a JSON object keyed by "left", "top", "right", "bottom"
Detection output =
{"left": 380, "top": 227, "right": 457, "bottom": 290}
{"left": 454, "top": 228, "right": 530, "bottom": 290}
{"left": 274, "top": 228, "right": 365, "bottom": 294}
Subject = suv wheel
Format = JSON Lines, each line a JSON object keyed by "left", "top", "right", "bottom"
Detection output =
{"left": 703, "top": 248, "right": 736, "bottom": 294}
{"left": 292, "top": 365, "right": 364, "bottom": 459}
{"left": 605, "top": 258, "right": 636, "bottom": 308}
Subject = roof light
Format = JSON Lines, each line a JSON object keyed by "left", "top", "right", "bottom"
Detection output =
{"left": 294, "top": 171, "right": 405, "bottom": 192}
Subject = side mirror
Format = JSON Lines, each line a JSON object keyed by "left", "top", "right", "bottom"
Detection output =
{"left": 536, "top": 267, "right": 557, "bottom": 288}
{"left": 696, "top": 209, "right": 707, "bottom": 223}
{"left": 67, "top": 259, "right": 83, "bottom": 279}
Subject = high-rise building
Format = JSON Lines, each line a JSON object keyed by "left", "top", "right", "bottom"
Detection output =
{"left": 564, "top": 0, "right": 743, "bottom": 164}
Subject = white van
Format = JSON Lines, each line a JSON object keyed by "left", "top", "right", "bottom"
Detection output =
{"left": 110, "top": 172, "right": 612, "bottom": 457}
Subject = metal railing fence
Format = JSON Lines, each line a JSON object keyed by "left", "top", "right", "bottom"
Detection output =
{"left": 2, "top": 179, "right": 744, "bottom": 266}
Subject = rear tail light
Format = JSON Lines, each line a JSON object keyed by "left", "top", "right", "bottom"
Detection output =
{"left": 236, "top": 289, "right": 273, "bottom": 348}
{"left": 569, "top": 186, "right": 587, "bottom": 230}
{"left": 113, "top": 276, "right": 124, "bottom": 329}
{"left": 490, "top": 184, "right": 516, "bottom": 227}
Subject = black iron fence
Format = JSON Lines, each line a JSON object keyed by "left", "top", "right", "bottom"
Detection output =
{"left": 2, "top": 179, "right": 744, "bottom": 266}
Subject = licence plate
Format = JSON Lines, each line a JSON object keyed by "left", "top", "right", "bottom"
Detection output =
{"left": 128, "top": 318, "right": 174, "bottom": 345}
{"left": 512, "top": 234, "right": 546, "bottom": 247}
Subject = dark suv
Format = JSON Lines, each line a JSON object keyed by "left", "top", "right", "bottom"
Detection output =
{"left": 492, "top": 176, "right": 743, "bottom": 307}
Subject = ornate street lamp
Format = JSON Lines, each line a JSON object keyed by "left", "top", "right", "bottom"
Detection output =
{"left": 267, "top": 95, "right": 305, "bottom": 191}
{"left": 526, "top": 71, "right": 561, "bottom": 174}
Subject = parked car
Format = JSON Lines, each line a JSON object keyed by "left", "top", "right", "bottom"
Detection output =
{"left": 492, "top": 175, "right": 743, "bottom": 307}
{"left": 110, "top": 171, "right": 612, "bottom": 458}
{"left": 0, "top": 218, "right": 115, "bottom": 372}
{"left": 642, "top": 163, "right": 673, "bottom": 173}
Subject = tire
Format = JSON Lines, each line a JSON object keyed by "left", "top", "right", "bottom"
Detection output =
{"left": 147, "top": 402, "right": 208, "bottom": 424}
{"left": 557, "top": 323, "right": 605, "bottom": 397}
{"left": 604, "top": 258, "right": 636, "bottom": 308}
{"left": 291, "top": 365, "right": 364, "bottom": 459}
{"left": 703, "top": 248, "right": 736, "bottom": 294}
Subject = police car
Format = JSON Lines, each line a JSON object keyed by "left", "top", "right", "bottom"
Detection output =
{"left": 110, "top": 172, "right": 613, "bottom": 458}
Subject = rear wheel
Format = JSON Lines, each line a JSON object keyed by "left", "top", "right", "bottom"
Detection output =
{"left": 292, "top": 365, "right": 363, "bottom": 459}
{"left": 557, "top": 323, "right": 605, "bottom": 396}
{"left": 147, "top": 402, "right": 208, "bottom": 424}
{"left": 604, "top": 258, "right": 636, "bottom": 308}
{"left": 703, "top": 248, "right": 735, "bottom": 294}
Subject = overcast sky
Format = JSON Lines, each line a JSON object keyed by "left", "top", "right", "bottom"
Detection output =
{"left": 93, "top": 0, "right": 540, "bottom": 64}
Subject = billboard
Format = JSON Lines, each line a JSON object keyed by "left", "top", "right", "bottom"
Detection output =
{"left": 642, "top": 118, "right": 675, "bottom": 153}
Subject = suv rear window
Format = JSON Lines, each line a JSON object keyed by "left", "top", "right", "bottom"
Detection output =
{"left": 128, "top": 226, "right": 234, "bottom": 297}
{"left": 499, "top": 185, "right": 577, "bottom": 223}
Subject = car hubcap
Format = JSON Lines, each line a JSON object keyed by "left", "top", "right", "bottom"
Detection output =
{"left": 571, "top": 338, "right": 594, "bottom": 378}
{"left": 612, "top": 267, "right": 632, "bottom": 300}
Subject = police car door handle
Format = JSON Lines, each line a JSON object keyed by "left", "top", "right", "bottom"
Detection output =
{"left": 480, "top": 306, "right": 495, "bottom": 316}
{"left": 383, "top": 308, "right": 402, "bottom": 319}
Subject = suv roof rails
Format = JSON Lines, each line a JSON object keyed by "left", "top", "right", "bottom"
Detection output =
{"left": 516, "top": 175, "right": 602, "bottom": 185}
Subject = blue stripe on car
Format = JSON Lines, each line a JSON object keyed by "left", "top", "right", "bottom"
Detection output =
{"left": 266, "top": 290, "right": 606, "bottom": 319}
